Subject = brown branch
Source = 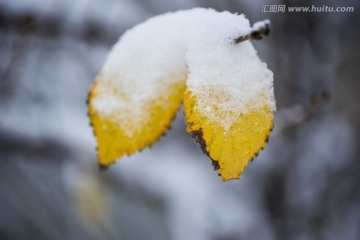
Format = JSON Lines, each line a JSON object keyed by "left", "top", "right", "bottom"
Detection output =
{"left": 234, "top": 20, "right": 270, "bottom": 44}
{"left": 0, "top": 7, "right": 120, "bottom": 45}
{"left": 273, "top": 91, "right": 331, "bottom": 136}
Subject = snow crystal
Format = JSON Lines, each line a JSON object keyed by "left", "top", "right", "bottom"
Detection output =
{"left": 92, "top": 8, "right": 275, "bottom": 130}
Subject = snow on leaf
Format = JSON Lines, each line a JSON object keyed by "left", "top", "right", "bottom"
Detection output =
{"left": 87, "top": 8, "right": 276, "bottom": 180}
{"left": 88, "top": 76, "right": 185, "bottom": 168}
{"left": 184, "top": 90, "right": 274, "bottom": 181}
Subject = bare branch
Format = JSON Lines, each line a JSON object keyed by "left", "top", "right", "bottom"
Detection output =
{"left": 0, "top": 7, "right": 120, "bottom": 45}
{"left": 234, "top": 20, "right": 270, "bottom": 44}
{"left": 273, "top": 91, "right": 331, "bottom": 135}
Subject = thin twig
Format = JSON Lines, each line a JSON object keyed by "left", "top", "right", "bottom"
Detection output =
{"left": 234, "top": 20, "right": 270, "bottom": 44}
{"left": 273, "top": 91, "right": 331, "bottom": 136}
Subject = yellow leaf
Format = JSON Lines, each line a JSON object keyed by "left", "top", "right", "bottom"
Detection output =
{"left": 184, "top": 89, "right": 274, "bottom": 181}
{"left": 88, "top": 75, "right": 185, "bottom": 168}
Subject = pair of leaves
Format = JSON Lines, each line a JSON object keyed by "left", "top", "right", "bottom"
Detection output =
{"left": 87, "top": 8, "right": 275, "bottom": 181}
{"left": 88, "top": 81, "right": 273, "bottom": 181}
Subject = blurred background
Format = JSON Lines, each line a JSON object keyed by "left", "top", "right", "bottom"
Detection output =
{"left": 0, "top": 0, "right": 359, "bottom": 239}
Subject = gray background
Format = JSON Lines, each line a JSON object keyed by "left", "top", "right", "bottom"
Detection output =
{"left": 0, "top": 0, "right": 359, "bottom": 239}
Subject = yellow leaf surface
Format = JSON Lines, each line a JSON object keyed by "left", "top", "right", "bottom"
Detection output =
{"left": 184, "top": 89, "right": 273, "bottom": 181}
{"left": 88, "top": 75, "right": 185, "bottom": 168}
